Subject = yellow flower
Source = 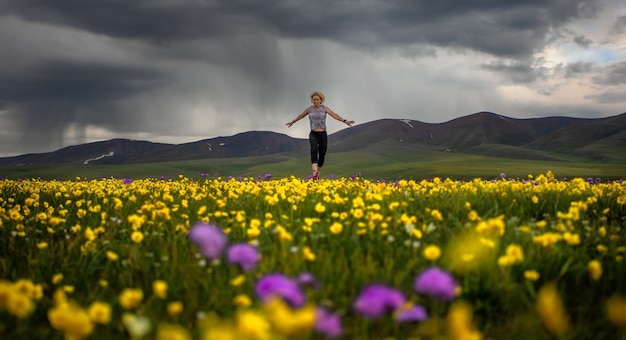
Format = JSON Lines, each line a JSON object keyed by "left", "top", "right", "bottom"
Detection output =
{"left": 153, "top": 280, "right": 168, "bottom": 299}
{"left": 524, "top": 270, "right": 540, "bottom": 281}
{"left": 131, "top": 231, "right": 144, "bottom": 243}
{"left": 119, "top": 288, "right": 144, "bottom": 309}
{"left": 303, "top": 246, "right": 316, "bottom": 261}
{"left": 88, "top": 301, "right": 112, "bottom": 324}
{"left": 430, "top": 209, "right": 443, "bottom": 221}
{"left": 563, "top": 232, "right": 580, "bottom": 245}
{"left": 497, "top": 255, "right": 514, "bottom": 267}
{"left": 156, "top": 323, "right": 191, "bottom": 340}
{"left": 48, "top": 302, "right": 94, "bottom": 339}
{"left": 167, "top": 301, "right": 184, "bottom": 317}
{"left": 106, "top": 251, "right": 119, "bottom": 261}
{"left": 236, "top": 309, "right": 271, "bottom": 340}
{"left": 52, "top": 273, "right": 64, "bottom": 285}
{"left": 230, "top": 275, "right": 246, "bottom": 287}
{"left": 37, "top": 242, "right": 48, "bottom": 249}
{"left": 263, "top": 298, "right": 316, "bottom": 337}
{"left": 505, "top": 244, "right": 524, "bottom": 264}
{"left": 447, "top": 301, "right": 482, "bottom": 340}
{"left": 233, "top": 294, "right": 252, "bottom": 308}
{"left": 53, "top": 289, "right": 68, "bottom": 306}
{"left": 247, "top": 227, "right": 261, "bottom": 238}
{"left": 535, "top": 282, "right": 570, "bottom": 336}
{"left": 605, "top": 294, "right": 626, "bottom": 328}
{"left": 315, "top": 202, "right": 326, "bottom": 213}
{"left": 423, "top": 245, "right": 442, "bottom": 261}
{"left": 467, "top": 210, "right": 479, "bottom": 221}
{"left": 330, "top": 222, "right": 343, "bottom": 234}
{"left": 587, "top": 260, "right": 602, "bottom": 281}
{"left": 5, "top": 290, "right": 35, "bottom": 319}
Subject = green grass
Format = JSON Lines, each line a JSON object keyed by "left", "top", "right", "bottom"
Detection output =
{"left": 1, "top": 146, "right": 624, "bottom": 181}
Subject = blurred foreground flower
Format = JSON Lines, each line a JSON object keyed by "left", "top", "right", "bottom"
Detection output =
{"left": 605, "top": 293, "right": 626, "bottom": 328}
{"left": 353, "top": 284, "right": 406, "bottom": 319}
{"left": 394, "top": 302, "right": 428, "bottom": 323}
{"left": 587, "top": 260, "right": 602, "bottom": 281}
{"left": 87, "top": 301, "right": 112, "bottom": 325}
{"left": 255, "top": 273, "right": 306, "bottom": 308}
{"left": 315, "top": 307, "right": 343, "bottom": 339}
{"left": 536, "top": 282, "right": 570, "bottom": 336}
{"left": 227, "top": 243, "right": 261, "bottom": 272}
{"left": 122, "top": 313, "right": 152, "bottom": 339}
{"left": 263, "top": 297, "right": 316, "bottom": 337}
{"left": 188, "top": 222, "right": 227, "bottom": 260}
{"left": 414, "top": 266, "right": 458, "bottom": 301}
{"left": 119, "top": 288, "right": 144, "bottom": 310}
{"left": 447, "top": 301, "right": 483, "bottom": 340}
{"left": 153, "top": 280, "right": 168, "bottom": 299}
{"left": 156, "top": 323, "right": 191, "bottom": 340}
{"left": 423, "top": 245, "right": 442, "bottom": 261}
{"left": 48, "top": 302, "right": 94, "bottom": 339}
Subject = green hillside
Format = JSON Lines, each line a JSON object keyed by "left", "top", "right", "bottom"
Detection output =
{"left": 1, "top": 140, "right": 624, "bottom": 181}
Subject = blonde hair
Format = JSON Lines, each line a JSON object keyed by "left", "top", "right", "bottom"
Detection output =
{"left": 310, "top": 91, "right": 325, "bottom": 103}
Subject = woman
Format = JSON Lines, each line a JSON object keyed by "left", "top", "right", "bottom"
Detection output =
{"left": 286, "top": 91, "right": 355, "bottom": 179}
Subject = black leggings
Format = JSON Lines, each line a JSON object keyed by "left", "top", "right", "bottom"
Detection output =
{"left": 309, "top": 130, "right": 328, "bottom": 167}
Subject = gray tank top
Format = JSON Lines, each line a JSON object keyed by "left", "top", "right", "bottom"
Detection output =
{"left": 308, "top": 105, "right": 326, "bottom": 130}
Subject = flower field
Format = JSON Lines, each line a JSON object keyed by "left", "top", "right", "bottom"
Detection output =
{"left": 1, "top": 171, "right": 625, "bottom": 339}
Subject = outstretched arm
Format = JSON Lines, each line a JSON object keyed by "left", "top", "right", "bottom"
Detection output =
{"left": 325, "top": 106, "right": 355, "bottom": 126}
{"left": 286, "top": 108, "right": 309, "bottom": 127}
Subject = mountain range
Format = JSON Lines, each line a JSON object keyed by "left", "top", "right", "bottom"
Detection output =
{"left": 1, "top": 111, "right": 625, "bottom": 166}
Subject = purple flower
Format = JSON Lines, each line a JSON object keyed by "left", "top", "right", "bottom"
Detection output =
{"left": 255, "top": 273, "right": 305, "bottom": 308}
{"left": 394, "top": 304, "right": 428, "bottom": 323}
{"left": 500, "top": 173, "right": 506, "bottom": 179}
{"left": 414, "top": 267, "right": 457, "bottom": 302}
{"left": 226, "top": 243, "right": 261, "bottom": 272}
{"left": 264, "top": 173, "right": 272, "bottom": 180}
{"left": 123, "top": 178, "right": 133, "bottom": 185}
{"left": 188, "top": 222, "right": 228, "bottom": 260}
{"left": 315, "top": 307, "right": 343, "bottom": 339}
{"left": 587, "top": 177, "right": 594, "bottom": 184}
{"left": 353, "top": 284, "right": 406, "bottom": 319}
{"left": 296, "top": 272, "right": 320, "bottom": 290}
{"left": 200, "top": 172, "right": 209, "bottom": 178}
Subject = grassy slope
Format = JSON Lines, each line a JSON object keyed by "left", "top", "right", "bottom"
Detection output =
{"left": 1, "top": 140, "right": 624, "bottom": 181}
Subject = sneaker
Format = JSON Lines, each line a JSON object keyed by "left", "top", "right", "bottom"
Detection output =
{"left": 312, "top": 170, "right": 319, "bottom": 180}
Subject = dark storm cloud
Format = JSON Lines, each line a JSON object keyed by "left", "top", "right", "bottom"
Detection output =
{"left": 0, "top": 61, "right": 169, "bottom": 152}
{"left": 609, "top": 15, "right": 626, "bottom": 35}
{"left": 592, "top": 61, "right": 626, "bottom": 85}
{"left": 564, "top": 61, "right": 595, "bottom": 78}
{"left": 586, "top": 90, "right": 626, "bottom": 103}
{"left": 0, "top": 0, "right": 608, "bottom": 59}
{"left": 0, "top": 62, "right": 166, "bottom": 103}
{"left": 480, "top": 60, "right": 545, "bottom": 84}
{"left": 573, "top": 35, "right": 593, "bottom": 48}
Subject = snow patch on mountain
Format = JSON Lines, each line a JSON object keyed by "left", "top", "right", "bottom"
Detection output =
{"left": 84, "top": 151, "right": 114, "bottom": 164}
{"left": 399, "top": 119, "right": 413, "bottom": 128}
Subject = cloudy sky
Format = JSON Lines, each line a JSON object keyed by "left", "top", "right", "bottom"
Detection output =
{"left": 1, "top": 0, "right": 625, "bottom": 157}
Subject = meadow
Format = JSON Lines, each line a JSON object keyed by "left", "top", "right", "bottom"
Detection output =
{"left": 1, "top": 170, "right": 626, "bottom": 339}
{"left": 2, "top": 146, "right": 625, "bottom": 181}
